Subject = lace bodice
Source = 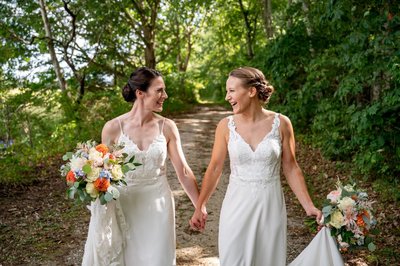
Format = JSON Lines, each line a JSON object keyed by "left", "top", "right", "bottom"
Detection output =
{"left": 227, "top": 113, "right": 282, "bottom": 186}
{"left": 117, "top": 119, "right": 168, "bottom": 186}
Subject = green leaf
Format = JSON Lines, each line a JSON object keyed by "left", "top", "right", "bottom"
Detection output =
{"left": 322, "top": 205, "right": 332, "bottom": 217}
{"left": 99, "top": 194, "right": 107, "bottom": 205}
{"left": 104, "top": 192, "right": 113, "bottom": 202}
{"left": 122, "top": 165, "right": 130, "bottom": 174}
{"left": 63, "top": 152, "right": 74, "bottom": 161}
{"left": 68, "top": 187, "right": 76, "bottom": 199}
{"left": 78, "top": 189, "right": 85, "bottom": 202}
{"left": 73, "top": 181, "right": 80, "bottom": 189}
{"left": 368, "top": 242, "right": 376, "bottom": 252}
{"left": 126, "top": 163, "right": 136, "bottom": 169}
{"left": 82, "top": 164, "right": 92, "bottom": 174}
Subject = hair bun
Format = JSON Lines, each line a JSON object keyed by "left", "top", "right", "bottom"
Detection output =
{"left": 122, "top": 83, "right": 136, "bottom": 102}
{"left": 256, "top": 81, "right": 274, "bottom": 103}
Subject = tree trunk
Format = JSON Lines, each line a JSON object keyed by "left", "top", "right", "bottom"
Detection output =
{"left": 287, "top": 0, "right": 293, "bottom": 28}
{"left": 238, "top": 0, "right": 254, "bottom": 59}
{"left": 261, "top": 0, "right": 273, "bottom": 38}
{"left": 130, "top": 0, "right": 160, "bottom": 69}
{"left": 38, "top": 0, "right": 67, "bottom": 91}
{"left": 144, "top": 36, "right": 156, "bottom": 69}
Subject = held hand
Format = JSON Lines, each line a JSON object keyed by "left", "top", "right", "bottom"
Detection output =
{"left": 306, "top": 206, "right": 323, "bottom": 225}
{"left": 189, "top": 206, "right": 208, "bottom": 232}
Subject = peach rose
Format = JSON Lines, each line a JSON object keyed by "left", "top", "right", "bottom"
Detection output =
{"left": 95, "top": 144, "right": 109, "bottom": 156}
{"left": 94, "top": 177, "right": 110, "bottom": 192}
{"left": 66, "top": 170, "right": 76, "bottom": 185}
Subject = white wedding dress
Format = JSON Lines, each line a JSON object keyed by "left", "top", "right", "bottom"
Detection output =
{"left": 219, "top": 113, "right": 287, "bottom": 265}
{"left": 219, "top": 113, "right": 344, "bottom": 266}
{"left": 82, "top": 119, "right": 176, "bottom": 266}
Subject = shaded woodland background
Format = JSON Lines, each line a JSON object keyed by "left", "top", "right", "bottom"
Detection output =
{"left": 0, "top": 0, "right": 399, "bottom": 264}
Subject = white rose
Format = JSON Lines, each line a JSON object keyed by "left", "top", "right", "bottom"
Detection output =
{"left": 70, "top": 156, "right": 87, "bottom": 171}
{"left": 329, "top": 210, "right": 344, "bottom": 229}
{"left": 111, "top": 164, "right": 123, "bottom": 181}
{"left": 86, "top": 167, "right": 101, "bottom": 182}
{"left": 107, "top": 185, "right": 120, "bottom": 199}
{"left": 338, "top": 197, "right": 355, "bottom": 211}
{"left": 88, "top": 147, "right": 104, "bottom": 167}
{"left": 86, "top": 182, "right": 99, "bottom": 198}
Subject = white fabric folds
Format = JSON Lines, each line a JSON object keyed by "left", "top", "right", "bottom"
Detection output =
{"left": 289, "top": 227, "right": 344, "bottom": 266}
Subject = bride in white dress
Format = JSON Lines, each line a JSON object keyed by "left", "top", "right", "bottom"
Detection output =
{"left": 82, "top": 67, "right": 200, "bottom": 266}
{"left": 190, "top": 67, "right": 322, "bottom": 265}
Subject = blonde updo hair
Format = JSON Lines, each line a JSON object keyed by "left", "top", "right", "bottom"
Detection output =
{"left": 229, "top": 67, "right": 274, "bottom": 103}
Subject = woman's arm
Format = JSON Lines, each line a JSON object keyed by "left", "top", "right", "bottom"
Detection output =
{"left": 101, "top": 119, "right": 120, "bottom": 145}
{"left": 280, "top": 115, "right": 322, "bottom": 221}
{"left": 165, "top": 119, "right": 200, "bottom": 207}
{"left": 190, "top": 118, "right": 229, "bottom": 230}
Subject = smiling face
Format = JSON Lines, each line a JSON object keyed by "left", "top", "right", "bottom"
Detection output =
{"left": 141, "top": 76, "right": 168, "bottom": 112}
{"left": 225, "top": 76, "right": 254, "bottom": 114}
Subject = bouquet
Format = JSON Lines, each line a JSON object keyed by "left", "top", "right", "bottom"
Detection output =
{"left": 321, "top": 179, "right": 377, "bottom": 252}
{"left": 60, "top": 140, "right": 140, "bottom": 205}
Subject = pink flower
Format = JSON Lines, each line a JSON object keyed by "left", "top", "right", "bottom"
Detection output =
{"left": 327, "top": 190, "right": 341, "bottom": 203}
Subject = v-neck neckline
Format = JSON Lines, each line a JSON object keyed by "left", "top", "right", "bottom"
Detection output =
{"left": 120, "top": 132, "right": 165, "bottom": 153}
{"left": 231, "top": 114, "right": 277, "bottom": 153}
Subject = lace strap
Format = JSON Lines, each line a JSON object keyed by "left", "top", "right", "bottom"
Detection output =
{"left": 227, "top": 116, "right": 235, "bottom": 130}
{"left": 271, "top": 113, "right": 281, "bottom": 138}
{"left": 160, "top": 118, "right": 166, "bottom": 135}
{"left": 117, "top": 118, "right": 123, "bottom": 135}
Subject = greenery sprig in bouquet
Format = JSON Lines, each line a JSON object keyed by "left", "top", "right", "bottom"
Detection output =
{"left": 321, "top": 179, "right": 377, "bottom": 252}
{"left": 60, "top": 140, "right": 140, "bottom": 205}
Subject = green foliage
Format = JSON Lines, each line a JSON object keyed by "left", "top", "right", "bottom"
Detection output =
{"left": 1, "top": 0, "right": 399, "bottom": 186}
{"left": 258, "top": 0, "right": 400, "bottom": 181}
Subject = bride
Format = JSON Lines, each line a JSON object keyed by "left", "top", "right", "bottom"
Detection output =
{"left": 82, "top": 67, "right": 200, "bottom": 266}
{"left": 190, "top": 67, "right": 323, "bottom": 265}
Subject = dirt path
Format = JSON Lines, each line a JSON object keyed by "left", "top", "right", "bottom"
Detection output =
{"left": 1, "top": 104, "right": 377, "bottom": 265}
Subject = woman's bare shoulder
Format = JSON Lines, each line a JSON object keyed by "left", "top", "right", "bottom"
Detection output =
{"left": 102, "top": 115, "right": 125, "bottom": 143}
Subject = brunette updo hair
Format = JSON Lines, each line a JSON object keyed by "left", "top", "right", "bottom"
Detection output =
{"left": 229, "top": 67, "right": 274, "bottom": 103}
{"left": 122, "top": 67, "right": 162, "bottom": 103}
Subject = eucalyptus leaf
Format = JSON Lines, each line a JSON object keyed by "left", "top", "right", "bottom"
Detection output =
{"left": 64, "top": 152, "right": 74, "bottom": 160}
{"left": 68, "top": 187, "right": 76, "bottom": 199}
{"left": 322, "top": 205, "right": 332, "bottom": 217}
{"left": 368, "top": 242, "right": 376, "bottom": 252}
{"left": 99, "top": 194, "right": 107, "bottom": 205}
{"left": 104, "top": 192, "right": 113, "bottom": 202}
{"left": 82, "top": 164, "right": 92, "bottom": 174}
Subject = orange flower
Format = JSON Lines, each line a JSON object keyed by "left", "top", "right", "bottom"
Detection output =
{"left": 356, "top": 215, "right": 366, "bottom": 227}
{"left": 95, "top": 144, "right": 109, "bottom": 156}
{"left": 94, "top": 177, "right": 110, "bottom": 192}
{"left": 109, "top": 154, "right": 116, "bottom": 160}
{"left": 66, "top": 170, "right": 76, "bottom": 185}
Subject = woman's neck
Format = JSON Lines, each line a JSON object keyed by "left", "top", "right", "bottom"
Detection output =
{"left": 127, "top": 102, "right": 155, "bottom": 127}
{"left": 239, "top": 103, "right": 265, "bottom": 123}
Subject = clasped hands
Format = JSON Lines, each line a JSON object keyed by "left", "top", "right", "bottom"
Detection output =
{"left": 189, "top": 206, "right": 207, "bottom": 232}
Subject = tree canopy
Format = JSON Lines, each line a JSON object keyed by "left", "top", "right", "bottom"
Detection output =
{"left": 1, "top": 0, "right": 399, "bottom": 183}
